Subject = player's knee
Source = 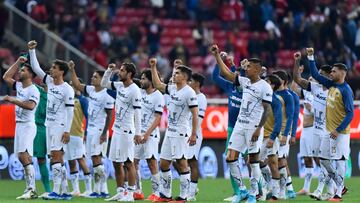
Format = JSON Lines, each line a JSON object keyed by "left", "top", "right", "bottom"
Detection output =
{"left": 159, "top": 159, "right": 170, "bottom": 171}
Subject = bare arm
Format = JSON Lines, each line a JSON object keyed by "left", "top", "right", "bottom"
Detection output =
{"left": 210, "top": 45, "right": 236, "bottom": 82}
{"left": 258, "top": 102, "right": 271, "bottom": 128}
{"left": 293, "top": 52, "right": 309, "bottom": 90}
{"left": 2, "top": 95, "right": 36, "bottom": 110}
{"left": 188, "top": 106, "right": 199, "bottom": 146}
{"left": 141, "top": 113, "right": 162, "bottom": 143}
{"left": 100, "top": 109, "right": 113, "bottom": 144}
{"left": 149, "top": 58, "right": 166, "bottom": 93}
{"left": 68, "top": 60, "right": 85, "bottom": 92}
{"left": 3, "top": 57, "right": 26, "bottom": 87}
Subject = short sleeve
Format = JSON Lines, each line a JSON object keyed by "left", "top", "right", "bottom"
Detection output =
{"left": 165, "top": 84, "right": 175, "bottom": 95}
{"left": 14, "top": 81, "right": 21, "bottom": 91}
{"left": 43, "top": 74, "right": 53, "bottom": 85}
{"left": 302, "top": 90, "right": 313, "bottom": 104}
{"left": 198, "top": 95, "right": 207, "bottom": 118}
{"left": 234, "top": 75, "right": 248, "bottom": 88}
{"left": 132, "top": 86, "right": 141, "bottom": 109}
{"left": 105, "top": 94, "right": 114, "bottom": 110}
{"left": 112, "top": 81, "right": 124, "bottom": 90}
{"left": 65, "top": 85, "right": 75, "bottom": 105}
{"left": 84, "top": 85, "right": 95, "bottom": 96}
{"left": 154, "top": 92, "right": 165, "bottom": 114}
{"left": 261, "top": 81, "right": 273, "bottom": 103}
{"left": 187, "top": 88, "right": 198, "bottom": 108}
{"left": 29, "top": 86, "right": 40, "bottom": 105}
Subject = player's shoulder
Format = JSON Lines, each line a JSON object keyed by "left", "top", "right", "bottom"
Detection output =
{"left": 154, "top": 89, "right": 164, "bottom": 97}
{"left": 197, "top": 92, "right": 207, "bottom": 101}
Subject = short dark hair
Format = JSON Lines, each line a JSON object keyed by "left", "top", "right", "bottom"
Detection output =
{"left": 122, "top": 62, "right": 136, "bottom": 78}
{"left": 265, "top": 74, "right": 282, "bottom": 91}
{"left": 273, "top": 70, "right": 288, "bottom": 83}
{"left": 333, "top": 63, "right": 348, "bottom": 72}
{"left": 192, "top": 73, "right": 205, "bottom": 87}
{"left": 317, "top": 65, "right": 330, "bottom": 74}
{"left": 54, "top": 59, "right": 69, "bottom": 76}
{"left": 287, "top": 72, "right": 293, "bottom": 84}
{"left": 95, "top": 70, "right": 105, "bottom": 77}
{"left": 248, "top": 58, "right": 262, "bottom": 67}
{"left": 176, "top": 65, "right": 192, "bottom": 81}
{"left": 22, "top": 63, "right": 36, "bottom": 78}
{"left": 133, "top": 78, "right": 141, "bottom": 87}
{"left": 141, "top": 69, "right": 152, "bottom": 82}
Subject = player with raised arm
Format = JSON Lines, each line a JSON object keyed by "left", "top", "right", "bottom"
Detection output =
{"left": 101, "top": 62, "right": 141, "bottom": 202}
{"left": 187, "top": 72, "right": 208, "bottom": 201}
{"left": 211, "top": 44, "right": 273, "bottom": 203}
{"left": 28, "top": 40, "right": 75, "bottom": 200}
{"left": 68, "top": 62, "right": 114, "bottom": 199}
{"left": 307, "top": 47, "right": 354, "bottom": 202}
{"left": 2, "top": 55, "right": 40, "bottom": 199}
{"left": 150, "top": 58, "right": 198, "bottom": 202}
{"left": 132, "top": 69, "right": 164, "bottom": 201}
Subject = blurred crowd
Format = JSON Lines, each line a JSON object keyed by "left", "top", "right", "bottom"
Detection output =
{"left": 1, "top": 0, "right": 360, "bottom": 99}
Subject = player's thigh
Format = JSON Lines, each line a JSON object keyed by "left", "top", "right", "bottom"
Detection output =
{"left": 143, "top": 137, "right": 160, "bottom": 160}
{"left": 245, "top": 128, "right": 263, "bottom": 154}
{"left": 65, "top": 135, "right": 85, "bottom": 161}
{"left": 160, "top": 134, "right": 172, "bottom": 161}
{"left": 333, "top": 133, "right": 350, "bottom": 160}
{"left": 187, "top": 137, "right": 202, "bottom": 160}
{"left": 33, "top": 125, "right": 47, "bottom": 158}
{"left": 47, "top": 126, "right": 66, "bottom": 152}
{"left": 227, "top": 126, "right": 246, "bottom": 154}
{"left": 170, "top": 136, "right": 189, "bottom": 160}
{"left": 300, "top": 127, "right": 313, "bottom": 157}
{"left": 14, "top": 122, "right": 36, "bottom": 157}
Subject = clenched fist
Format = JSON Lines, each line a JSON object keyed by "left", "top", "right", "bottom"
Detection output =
{"left": 294, "top": 52, "right": 301, "bottom": 60}
{"left": 107, "top": 63, "right": 116, "bottom": 71}
{"left": 306, "top": 48, "right": 314, "bottom": 56}
{"left": 68, "top": 60, "right": 75, "bottom": 71}
{"left": 210, "top": 44, "right": 219, "bottom": 54}
{"left": 149, "top": 58, "right": 157, "bottom": 66}
{"left": 173, "top": 59, "right": 182, "bottom": 67}
{"left": 28, "top": 40, "right": 37, "bottom": 50}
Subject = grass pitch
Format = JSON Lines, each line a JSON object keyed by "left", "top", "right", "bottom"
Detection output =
{"left": 0, "top": 178, "right": 359, "bottom": 202}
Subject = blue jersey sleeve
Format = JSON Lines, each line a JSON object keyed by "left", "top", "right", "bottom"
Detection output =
{"left": 78, "top": 95, "right": 89, "bottom": 119}
{"left": 107, "top": 89, "right": 117, "bottom": 99}
{"left": 308, "top": 59, "right": 334, "bottom": 89}
{"left": 212, "top": 65, "right": 233, "bottom": 95}
{"left": 291, "top": 92, "right": 300, "bottom": 137}
{"left": 270, "top": 97, "right": 283, "bottom": 140}
{"left": 336, "top": 84, "right": 354, "bottom": 132}
{"left": 283, "top": 93, "right": 294, "bottom": 136}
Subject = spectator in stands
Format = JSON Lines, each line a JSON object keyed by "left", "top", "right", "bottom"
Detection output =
{"left": 143, "top": 16, "right": 162, "bottom": 55}
{"left": 195, "top": 0, "right": 216, "bottom": 21}
{"left": 193, "top": 22, "right": 213, "bottom": 56}
{"left": 0, "top": 0, "right": 8, "bottom": 45}
{"left": 81, "top": 23, "right": 101, "bottom": 54}
{"left": 98, "top": 25, "right": 112, "bottom": 47}
{"left": 248, "top": 32, "right": 262, "bottom": 58}
{"left": 322, "top": 40, "right": 338, "bottom": 65}
{"left": 263, "top": 30, "right": 279, "bottom": 67}
{"left": 355, "top": 20, "right": 360, "bottom": 58}
{"left": 168, "top": 38, "right": 190, "bottom": 66}
{"left": 131, "top": 46, "right": 149, "bottom": 70}
{"left": 282, "top": 11, "right": 296, "bottom": 49}
{"left": 128, "top": 22, "right": 143, "bottom": 50}
{"left": 247, "top": 0, "right": 264, "bottom": 31}
{"left": 30, "top": 0, "right": 48, "bottom": 24}
{"left": 260, "top": 0, "right": 274, "bottom": 24}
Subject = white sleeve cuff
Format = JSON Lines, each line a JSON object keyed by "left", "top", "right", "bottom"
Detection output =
{"left": 307, "top": 55, "right": 314, "bottom": 61}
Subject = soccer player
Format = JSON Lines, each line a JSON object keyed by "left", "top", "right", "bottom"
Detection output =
{"left": 211, "top": 44, "right": 273, "bottom": 203}
{"left": 101, "top": 63, "right": 141, "bottom": 202}
{"left": 263, "top": 74, "right": 283, "bottom": 201}
{"left": 133, "top": 69, "right": 164, "bottom": 201}
{"left": 292, "top": 52, "right": 334, "bottom": 200}
{"left": 28, "top": 40, "right": 75, "bottom": 200}
{"left": 2, "top": 56, "right": 40, "bottom": 199}
{"left": 307, "top": 47, "right": 354, "bottom": 201}
{"left": 211, "top": 52, "right": 244, "bottom": 202}
{"left": 150, "top": 58, "right": 198, "bottom": 202}
{"left": 69, "top": 62, "right": 114, "bottom": 198}
{"left": 187, "top": 73, "right": 208, "bottom": 201}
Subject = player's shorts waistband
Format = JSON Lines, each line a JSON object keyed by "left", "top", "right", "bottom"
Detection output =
{"left": 314, "top": 126, "right": 324, "bottom": 130}
{"left": 16, "top": 120, "right": 32, "bottom": 123}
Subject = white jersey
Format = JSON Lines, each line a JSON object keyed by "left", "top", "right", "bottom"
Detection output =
{"left": 309, "top": 82, "right": 328, "bottom": 131}
{"left": 189, "top": 93, "right": 207, "bottom": 139}
{"left": 235, "top": 76, "right": 273, "bottom": 129}
{"left": 43, "top": 74, "right": 74, "bottom": 126}
{"left": 165, "top": 84, "right": 198, "bottom": 137}
{"left": 84, "top": 85, "right": 114, "bottom": 128}
{"left": 111, "top": 82, "right": 141, "bottom": 132}
{"left": 14, "top": 82, "right": 40, "bottom": 122}
{"left": 302, "top": 89, "right": 314, "bottom": 116}
{"left": 141, "top": 89, "right": 164, "bottom": 138}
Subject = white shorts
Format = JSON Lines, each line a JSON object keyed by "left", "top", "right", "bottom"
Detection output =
{"left": 134, "top": 136, "right": 159, "bottom": 160}
{"left": 312, "top": 128, "right": 323, "bottom": 157}
{"left": 87, "top": 127, "right": 108, "bottom": 157}
{"left": 278, "top": 135, "right": 290, "bottom": 158}
{"left": 259, "top": 137, "right": 279, "bottom": 161}
{"left": 188, "top": 137, "right": 203, "bottom": 160}
{"left": 299, "top": 127, "right": 314, "bottom": 157}
{"left": 64, "top": 135, "right": 85, "bottom": 160}
{"left": 160, "top": 135, "right": 189, "bottom": 161}
{"left": 228, "top": 124, "right": 263, "bottom": 154}
{"left": 14, "top": 122, "right": 36, "bottom": 157}
{"left": 109, "top": 129, "right": 134, "bottom": 163}
{"left": 320, "top": 132, "right": 350, "bottom": 160}
{"left": 46, "top": 126, "right": 66, "bottom": 155}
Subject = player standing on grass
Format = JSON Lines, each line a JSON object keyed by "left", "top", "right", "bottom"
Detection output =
{"left": 28, "top": 40, "right": 75, "bottom": 200}
{"left": 69, "top": 63, "right": 114, "bottom": 199}
{"left": 132, "top": 69, "right": 164, "bottom": 201}
{"left": 3, "top": 56, "right": 40, "bottom": 200}
{"left": 150, "top": 58, "right": 198, "bottom": 202}
{"left": 307, "top": 47, "right": 354, "bottom": 202}
{"left": 211, "top": 44, "right": 272, "bottom": 203}
{"left": 187, "top": 73, "right": 208, "bottom": 201}
{"left": 101, "top": 62, "right": 141, "bottom": 202}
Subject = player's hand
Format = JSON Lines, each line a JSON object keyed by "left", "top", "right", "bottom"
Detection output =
{"left": 251, "top": 128, "right": 261, "bottom": 142}
{"left": 261, "top": 66, "right": 267, "bottom": 75}
{"left": 28, "top": 40, "right": 37, "bottom": 49}
{"left": 210, "top": 44, "right": 219, "bottom": 55}
{"left": 280, "top": 135, "right": 287, "bottom": 146}
{"left": 188, "top": 134, "right": 196, "bottom": 146}
{"left": 294, "top": 51, "right": 301, "bottom": 60}
{"left": 83, "top": 135, "right": 87, "bottom": 143}
{"left": 100, "top": 133, "right": 107, "bottom": 144}
{"left": 134, "top": 135, "right": 142, "bottom": 145}
{"left": 240, "top": 59, "right": 249, "bottom": 69}
{"left": 140, "top": 132, "right": 150, "bottom": 144}
{"left": 68, "top": 60, "right": 75, "bottom": 71}
{"left": 266, "top": 139, "right": 274, "bottom": 148}
{"left": 330, "top": 130, "right": 339, "bottom": 140}
{"left": 149, "top": 58, "right": 157, "bottom": 67}
{"left": 299, "top": 65, "right": 304, "bottom": 74}
{"left": 17, "top": 56, "right": 28, "bottom": 64}
{"left": 306, "top": 47, "right": 314, "bottom": 56}
{"left": 62, "top": 132, "right": 70, "bottom": 144}
{"left": 107, "top": 63, "right": 116, "bottom": 71}
{"left": 289, "top": 137, "right": 296, "bottom": 145}
{"left": 220, "top": 51, "right": 227, "bottom": 61}
{"left": 174, "top": 59, "right": 182, "bottom": 67}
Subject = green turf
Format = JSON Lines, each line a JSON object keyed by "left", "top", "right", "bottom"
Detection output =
{"left": 0, "top": 177, "right": 359, "bottom": 202}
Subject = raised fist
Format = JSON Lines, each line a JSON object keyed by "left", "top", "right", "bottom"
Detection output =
{"left": 108, "top": 63, "right": 116, "bottom": 70}
{"left": 28, "top": 40, "right": 37, "bottom": 50}
{"left": 306, "top": 48, "right": 314, "bottom": 56}
{"left": 294, "top": 51, "right": 301, "bottom": 60}
{"left": 210, "top": 44, "right": 219, "bottom": 54}
{"left": 18, "top": 56, "right": 28, "bottom": 63}
{"left": 68, "top": 60, "right": 75, "bottom": 70}
{"left": 149, "top": 58, "right": 157, "bottom": 66}
{"left": 240, "top": 59, "right": 249, "bottom": 67}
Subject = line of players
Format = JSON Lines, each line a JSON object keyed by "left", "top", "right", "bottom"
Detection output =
{"left": 2, "top": 40, "right": 208, "bottom": 202}
{"left": 210, "top": 45, "right": 353, "bottom": 203}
